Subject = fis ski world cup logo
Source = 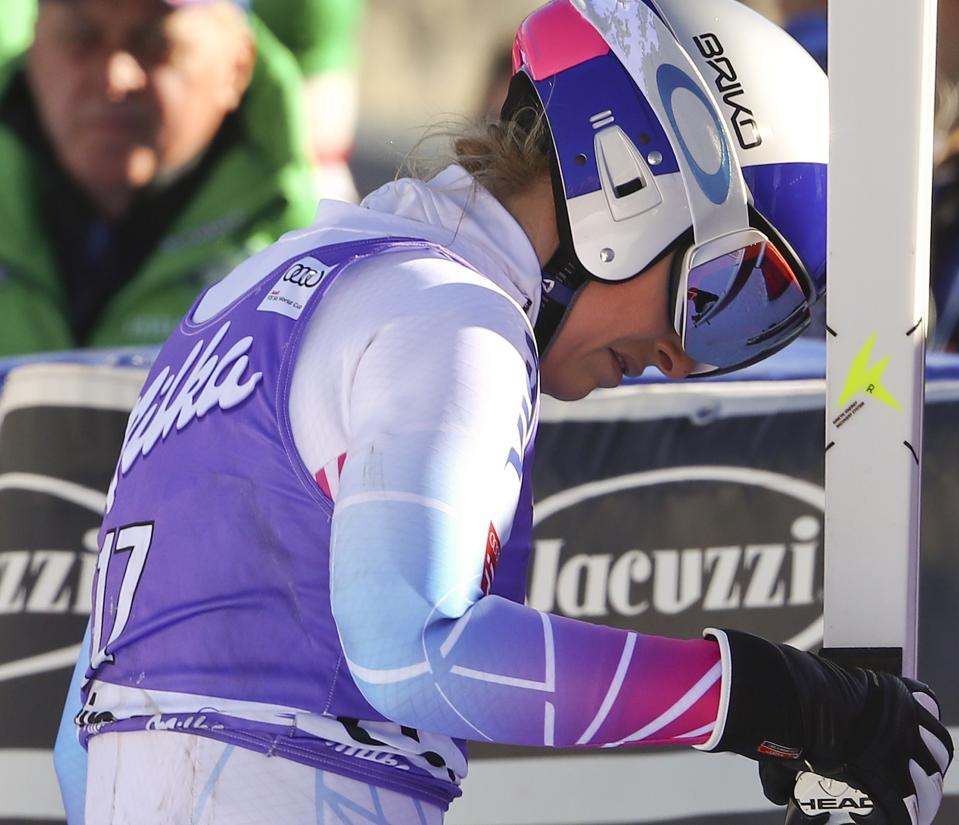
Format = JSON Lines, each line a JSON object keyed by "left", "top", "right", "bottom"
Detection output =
{"left": 527, "top": 467, "right": 825, "bottom": 649}
{"left": 258, "top": 256, "right": 330, "bottom": 320}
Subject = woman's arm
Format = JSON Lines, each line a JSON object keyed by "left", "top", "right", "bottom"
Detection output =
{"left": 329, "top": 281, "right": 721, "bottom": 748}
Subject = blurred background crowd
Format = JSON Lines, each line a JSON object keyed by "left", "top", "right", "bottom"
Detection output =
{"left": 0, "top": 0, "right": 957, "bottom": 358}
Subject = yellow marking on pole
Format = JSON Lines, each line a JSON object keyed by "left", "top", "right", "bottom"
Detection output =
{"left": 837, "top": 333, "right": 901, "bottom": 410}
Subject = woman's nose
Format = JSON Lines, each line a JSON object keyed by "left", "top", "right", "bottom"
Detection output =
{"left": 655, "top": 336, "right": 697, "bottom": 380}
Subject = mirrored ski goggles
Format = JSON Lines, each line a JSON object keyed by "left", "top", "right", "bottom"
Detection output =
{"left": 671, "top": 228, "right": 815, "bottom": 377}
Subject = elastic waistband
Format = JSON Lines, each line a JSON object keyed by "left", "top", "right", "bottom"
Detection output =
{"left": 83, "top": 716, "right": 462, "bottom": 810}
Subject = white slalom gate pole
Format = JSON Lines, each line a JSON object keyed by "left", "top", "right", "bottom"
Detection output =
{"left": 786, "top": 1, "right": 939, "bottom": 823}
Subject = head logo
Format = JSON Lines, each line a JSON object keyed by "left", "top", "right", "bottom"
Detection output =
{"left": 529, "top": 466, "right": 824, "bottom": 650}
{"left": 793, "top": 772, "right": 874, "bottom": 815}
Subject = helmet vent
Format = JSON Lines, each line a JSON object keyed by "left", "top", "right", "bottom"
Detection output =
{"left": 590, "top": 109, "right": 616, "bottom": 129}
{"left": 614, "top": 178, "right": 644, "bottom": 198}
{"left": 595, "top": 125, "right": 664, "bottom": 221}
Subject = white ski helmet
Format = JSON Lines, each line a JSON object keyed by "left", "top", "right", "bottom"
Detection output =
{"left": 506, "top": 0, "right": 828, "bottom": 375}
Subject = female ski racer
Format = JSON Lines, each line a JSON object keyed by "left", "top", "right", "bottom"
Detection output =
{"left": 55, "top": 0, "right": 952, "bottom": 823}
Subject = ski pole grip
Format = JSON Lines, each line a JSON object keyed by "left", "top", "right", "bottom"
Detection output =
{"left": 783, "top": 646, "right": 904, "bottom": 824}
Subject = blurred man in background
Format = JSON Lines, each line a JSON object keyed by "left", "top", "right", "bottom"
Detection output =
{"left": 0, "top": 0, "right": 320, "bottom": 355}
{"left": 0, "top": 0, "right": 364, "bottom": 201}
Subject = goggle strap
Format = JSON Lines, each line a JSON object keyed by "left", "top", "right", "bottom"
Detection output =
{"left": 541, "top": 277, "right": 577, "bottom": 307}
{"left": 535, "top": 239, "right": 591, "bottom": 354}
{"left": 533, "top": 288, "right": 575, "bottom": 356}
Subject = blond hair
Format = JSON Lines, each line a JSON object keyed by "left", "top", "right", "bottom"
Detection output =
{"left": 405, "top": 106, "right": 552, "bottom": 202}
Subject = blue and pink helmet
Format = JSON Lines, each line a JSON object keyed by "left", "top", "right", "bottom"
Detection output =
{"left": 507, "top": 0, "right": 828, "bottom": 376}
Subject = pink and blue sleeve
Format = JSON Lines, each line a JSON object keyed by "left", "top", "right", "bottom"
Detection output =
{"left": 328, "top": 288, "right": 721, "bottom": 749}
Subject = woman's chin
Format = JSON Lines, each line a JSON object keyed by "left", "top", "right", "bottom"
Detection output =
{"left": 544, "top": 387, "right": 582, "bottom": 402}
{"left": 541, "top": 375, "right": 606, "bottom": 402}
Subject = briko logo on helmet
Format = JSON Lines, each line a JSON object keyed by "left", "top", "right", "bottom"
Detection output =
{"left": 692, "top": 33, "right": 763, "bottom": 151}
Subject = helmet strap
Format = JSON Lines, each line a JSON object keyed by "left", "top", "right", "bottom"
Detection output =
{"left": 536, "top": 243, "right": 589, "bottom": 356}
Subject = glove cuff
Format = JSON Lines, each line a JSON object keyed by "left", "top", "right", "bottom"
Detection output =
{"left": 694, "top": 628, "right": 806, "bottom": 763}
{"left": 693, "top": 628, "right": 733, "bottom": 752}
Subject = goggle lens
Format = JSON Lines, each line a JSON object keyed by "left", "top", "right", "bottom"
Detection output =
{"left": 677, "top": 240, "right": 811, "bottom": 375}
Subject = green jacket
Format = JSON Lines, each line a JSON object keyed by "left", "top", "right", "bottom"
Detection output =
{"left": 0, "top": 18, "right": 319, "bottom": 356}
{"left": 0, "top": 1, "right": 33, "bottom": 66}
{"left": 255, "top": 0, "right": 363, "bottom": 76}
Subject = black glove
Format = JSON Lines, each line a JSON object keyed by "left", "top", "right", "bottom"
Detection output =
{"left": 697, "top": 628, "right": 953, "bottom": 825}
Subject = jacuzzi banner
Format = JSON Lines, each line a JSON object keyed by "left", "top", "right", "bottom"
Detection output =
{"left": 528, "top": 417, "right": 825, "bottom": 649}
{"left": 0, "top": 359, "right": 148, "bottom": 825}
{"left": 1, "top": 346, "right": 957, "bottom": 825}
